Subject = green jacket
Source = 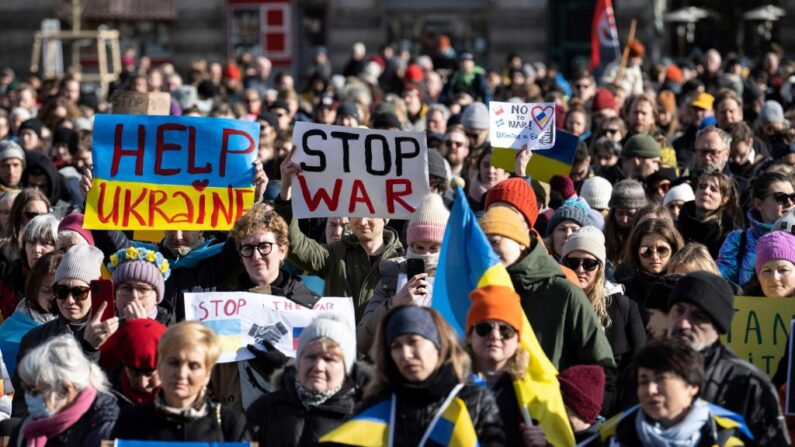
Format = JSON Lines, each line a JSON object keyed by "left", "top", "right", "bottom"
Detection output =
{"left": 276, "top": 200, "right": 405, "bottom": 322}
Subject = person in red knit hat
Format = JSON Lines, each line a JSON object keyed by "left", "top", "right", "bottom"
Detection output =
{"left": 558, "top": 364, "right": 605, "bottom": 443}
{"left": 111, "top": 318, "right": 167, "bottom": 407}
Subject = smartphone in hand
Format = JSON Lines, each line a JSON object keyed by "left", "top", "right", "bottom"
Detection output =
{"left": 90, "top": 278, "right": 115, "bottom": 321}
{"left": 406, "top": 258, "right": 425, "bottom": 280}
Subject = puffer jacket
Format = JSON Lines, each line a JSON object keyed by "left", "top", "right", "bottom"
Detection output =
{"left": 718, "top": 209, "right": 772, "bottom": 286}
{"left": 275, "top": 199, "right": 404, "bottom": 322}
{"left": 246, "top": 363, "right": 370, "bottom": 447}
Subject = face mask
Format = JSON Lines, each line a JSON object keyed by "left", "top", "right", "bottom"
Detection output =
{"left": 25, "top": 393, "right": 55, "bottom": 419}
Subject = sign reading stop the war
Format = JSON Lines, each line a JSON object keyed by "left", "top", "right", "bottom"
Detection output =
{"left": 290, "top": 122, "right": 431, "bottom": 219}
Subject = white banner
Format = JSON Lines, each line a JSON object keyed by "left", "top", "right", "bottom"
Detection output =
{"left": 489, "top": 101, "right": 556, "bottom": 150}
{"left": 184, "top": 291, "right": 355, "bottom": 363}
{"left": 290, "top": 122, "right": 431, "bottom": 219}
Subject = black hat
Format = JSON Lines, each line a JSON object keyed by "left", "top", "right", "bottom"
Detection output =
{"left": 257, "top": 112, "right": 279, "bottom": 129}
{"left": 372, "top": 111, "right": 402, "bottom": 130}
{"left": 197, "top": 80, "right": 217, "bottom": 99}
{"left": 18, "top": 118, "right": 43, "bottom": 139}
{"left": 646, "top": 274, "right": 683, "bottom": 312}
{"left": 52, "top": 127, "right": 78, "bottom": 152}
{"left": 78, "top": 92, "right": 98, "bottom": 111}
{"left": 427, "top": 148, "right": 447, "bottom": 180}
{"left": 337, "top": 101, "right": 359, "bottom": 121}
{"left": 270, "top": 100, "right": 289, "bottom": 113}
{"left": 668, "top": 271, "right": 735, "bottom": 334}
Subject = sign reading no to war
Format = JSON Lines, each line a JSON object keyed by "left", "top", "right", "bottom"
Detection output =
{"left": 85, "top": 114, "right": 259, "bottom": 230}
{"left": 489, "top": 101, "right": 556, "bottom": 150}
{"left": 290, "top": 122, "right": 431, "bottom": 220}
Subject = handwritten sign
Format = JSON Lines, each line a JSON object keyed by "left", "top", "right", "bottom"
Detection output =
{"left": 110, "top": 91, "right": 171, "bottom": 115}
{"left": 85, "top": 114, "right": 258, "bottom": 230}
{"left": 721, "top": 296, "right": 795, "bottom": 377}
{"left": 489, "top": 101, "right": 556, "bottom": 150}
{"left": 290, "top": 122, "right": 431, "bottom": 219}
{"left": 184, "top": 291, "right": 355, "bottom": 363}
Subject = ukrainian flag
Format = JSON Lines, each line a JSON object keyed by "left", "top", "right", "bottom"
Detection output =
{"left": 433, "top": 188, "right": 575, "bottom": 447}
{"left": 202, "top": 319, "right": 242, "bottom": 355}
{"left": 428, "top": 397, "right": 480, "bottom": 447}
{"left": 491, "top": 129, "right": 580, "bottom": 183}
{"left": 319, "top": 399, "right": 390, "bottom": 446}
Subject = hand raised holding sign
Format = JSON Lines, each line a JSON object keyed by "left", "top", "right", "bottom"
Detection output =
{"left": 514, "top": 146, "right": 532, "bottom": 177}
{"left": 279, "top": 148, "right": 302, "bottom": 201}
{"left": 253, "top": 159, "right": 267, "bottom": 202}
{"left": 79, "top": 168, "right": 94, "bottom": 200}
{"left": 84, "top": 301, "right": 120, "bottom": 349}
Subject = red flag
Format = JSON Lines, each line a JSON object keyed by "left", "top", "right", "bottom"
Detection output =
{"left": 590, "top": 0, "right": 620, "bottom": 71}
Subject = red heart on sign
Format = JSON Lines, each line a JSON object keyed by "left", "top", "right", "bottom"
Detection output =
{"left": 530, "top": 105, "right": 554, "bottom": 130}
{"left": 192, "top": 179, "right": 209, "bottom": 191}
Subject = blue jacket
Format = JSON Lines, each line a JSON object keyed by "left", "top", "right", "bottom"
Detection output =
{"left": 717, "top": 209, "right": 773, "bottom": 286}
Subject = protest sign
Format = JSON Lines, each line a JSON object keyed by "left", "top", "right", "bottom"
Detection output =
{"left": 184, "top": 291, "right": 355, "bottom": 363}
{"left": 110, "top": 91, "right": 171, "bottom": 115}
{"left": 786, "top": 318, "right": 795, "bottom": 415}
{"left": 489, "top": 101, "right": 556, "bottom": 150}
{"left": 290, "top": 122, "right": 430, "bottom": 220}
{"left": 85, "top": 114, "right": 258, "bottom": 231}
{"left": 491, "top": 129, "right": 579, "bottom": 183}
{"left": 721, "top": 296, "right": 795, "bottom": 377}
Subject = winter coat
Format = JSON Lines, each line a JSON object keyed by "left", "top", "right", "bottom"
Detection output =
{"left": 0, "top": 300, "right": 55, "bottom": 377}
{"left": 507, "top": 239, "right": 617, "bottom": 410}
{"left": 357, "top": 257, "right": 406, "bottom": 356}
{"left": 11, "top": 391, "right": 119, "bottom": 447}
{"left": 275, "top": 199, "right": 405, "bottom": 322}
{"left": 246, "top": 363, "right": 369, "bottom": 447}
{"left": 718, "top": 209, "right": 772, "bottom": 286}
{"left": 676, "top": 201, "right": 735, "bottom": 258}
{"left": 617, "top": 270, "right": 662, "bottom": 326}
{"left": 0, "top": 259, "right": 26, "bottom": 319}
{"left": 486, "top": 372, "right": 522, "bottom": 447}
{"left": 111, "top": 397, "right": 249, "bottom": 442}
{"left": 604, "top": 286, "right": 647, "bottom": 378}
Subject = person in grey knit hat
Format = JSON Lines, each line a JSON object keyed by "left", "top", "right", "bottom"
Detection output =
{"left": 580, "top": 176, "right": 612, "bottom": 215}
{"left": 0, "top": 140, "right": 25, "bottom": 190}
{"left": 545, "top": 201, "right": 589, "bottom": 261}
{"left": 461, "top": 102, "right": 490, "bottom": 149}
{"left": 605, "top": 179, "right": 648, "bottom": 265}
{"left": 296, "top": 313, "right": 356, "bottom": 374}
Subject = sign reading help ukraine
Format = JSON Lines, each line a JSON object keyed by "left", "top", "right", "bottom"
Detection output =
{"left": 290, "top": 122, "right": 430, "bottom": 220}
{"left": 184, "top": 292, "right": 355, "bottom": 363}
{"left": 85, "top": 114, "right": 259, "bottom": 230}
{"left": 489, "top": 101, "right": 556, "bottom": 150}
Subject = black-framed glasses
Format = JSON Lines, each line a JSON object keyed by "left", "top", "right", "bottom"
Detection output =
{"left": 639, "top": 246, "right": 671, "bottom": 259}
{"left": 52, "top": 284, "right": 90, "bottom": 301}
{"left": 768, "top": 192, "right": 795, "bottom": 205}
{"left": 239, "top": 242, "right": 275, "bottom": 258}
{"left": 473, "top": 322, "right": 517, "bottom": 339}
{"left": 562, "top": 257, "right": 600, "bottom": 272}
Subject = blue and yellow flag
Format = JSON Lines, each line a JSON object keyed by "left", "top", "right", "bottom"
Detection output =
{"left": 428, "top": 397, "right": 480, "bottom": 447}
{"left": 433, "top": 188, "right": 575, "bottom": 447}
{"left": 319, "top": 399, "right": 390, "bottom": 446}
{"left": 491, "top": 129, "right": 580, "bottom": 183}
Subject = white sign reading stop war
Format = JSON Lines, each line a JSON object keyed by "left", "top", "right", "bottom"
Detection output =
{"left": 489, "top": 101, "right": 556, "bottom": 150}
{"left": 290, "top": 122, "right": 431, "bottom": 219}
{"left": 184, "top": 291, "right": 355, "bottom": 363}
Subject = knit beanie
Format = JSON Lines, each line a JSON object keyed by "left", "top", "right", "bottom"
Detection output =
{"left": 108, "top": 247, "right": 171, "bottom": 304}
{"left": 761, "top": 100, "right": 786, "bottom": 125}
{"left": 297, "top": 313, "right": 356, "bottom": 374}
{"left": 558, "top": 365, "right": 605, "bottom": 425}
{"left": 53, "top": 244, "right": 104, "bottom": 286}
{"left": 118, "top": 319, "right": 167, "bottom": 370}
{"left": 549, "top": 175, "right": 576, "bottom": 200}
{"left": 408, "top": 194, "right": 450, "bottom": 245}
{"left": 57, "top": 213, "right": 94, "bottom": 246}
{"left": 580, "top": 176, "right": 612, "bottom": 210}
{"left": 657, "top": 90, "right": 677, "bottom": 115}
{"left": 755, "top": 231, "right": 795, "bottom": 275}
{"left": 609, "top": 179, "right": 648, "bottom": 209}
{"left": 485, "top": 178, "right": 539, "bottom": 228}
{"left": 466, "top": 286, "right": 523, "bottom": 338}
{"left": 646, "top": 274, "right": 683, "bottom": 312}
{"left": 0, "top": 140, "right": 25, "bottom": 165}
{"left": 773, "top": 209, "right": 795, "bottom": 233}
{"left": 18, "top": 118, "right": 43, "bottom": 139}
{"left": 668, "top": 271, "right": 735, "bottom": 334}
{"left": 561, "top": 226, "right": 606, "bottom": 265}
{"left": 479, "top": 207, "right": 530, "bottom": 247}
{"left": 622, "top": 134, "right": 661, "bottom": 159}
{"left": 546, "top": 202, "right": 589, "bottom": 236}
{"left": 461, "top": 102, "right": 489, "bottom": 130}
{"left": 372, "top": 111, "right": 402, "bottom": 130}
{"left": 385, "top": 306, "right": 440, "bottom": 349}
{"left": 591, "top": 88, "right": 617, "bottom": 113}
{"left": 663, "top": 183, "right": 695, "bottom": 206}
{"left": 427, "top": 148, "right": 447, "bottom": 180}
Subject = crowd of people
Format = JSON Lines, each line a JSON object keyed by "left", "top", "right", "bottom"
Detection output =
{"left": 0, "top": 35, "right": 794, "bottom": 446}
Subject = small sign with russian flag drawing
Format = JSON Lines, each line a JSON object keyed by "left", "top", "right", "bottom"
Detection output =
{"left": 489, "top": 101, "right": 556, "bottom": 150}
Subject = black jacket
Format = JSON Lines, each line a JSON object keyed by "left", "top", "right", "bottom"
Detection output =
{"left": 11, "top": 391, "right": 119, "bottom": 447}
{"left": 246, "top": 363, "right": 369, "bottom": 446}
{"left": 111, "top": 398, "right": 249, "bottom": 442}
{"left": 700, "top": 342, "right": 790, "bottom": 446}
{"left": 676, "top": 201, "right": 735, "bottom": 258}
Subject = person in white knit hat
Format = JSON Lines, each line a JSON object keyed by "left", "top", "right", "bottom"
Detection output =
{"left": 579, "top": 176, "right": 612, "bottom": 217}
{"left": 663, "top": 183, "right": 695, "bottom": 221}
{"left": 356, "top": 193, "right": 450, "bottom": 355}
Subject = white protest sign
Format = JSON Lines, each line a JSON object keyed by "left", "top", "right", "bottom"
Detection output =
{"left": 489, "top": 101, "right": 556, "bottom": 150}
{"left": 290, "top": 122, "right": 431, "bottom": 219}
{"left": 184, "top": 291, "right": 355, "bottom": 363}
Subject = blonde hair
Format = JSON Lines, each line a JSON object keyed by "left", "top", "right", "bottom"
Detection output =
{"left": 465, "top": 339, "right": 529, "bottom": 380}
{"left": 667, "top": 242, "right": 720, "bottom": 274}
{"left": 585, "top": 264, "right": 613, "bottom": 328}
{"left": 158, "top": 321, "right": 221, "bottom": 371}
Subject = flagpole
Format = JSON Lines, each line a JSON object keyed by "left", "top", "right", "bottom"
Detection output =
{"left": 614, "top": 18, "right": 637, "bottom": 87}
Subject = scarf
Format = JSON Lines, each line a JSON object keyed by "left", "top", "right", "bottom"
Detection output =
{"left": 391, "top": 362, "right": 459, "bottom": 406}
{"left": 153, "top": 389, "right": 209, "bottom": 420}
{"left": 22, "top": 385, "right": 97, "bottom": 447}
{"left": 635, "top": 399, "right": 710, "bottom": 447}
{"left": 120, "top": 371, "right": 158, "bottom": 406}
{"left": 405, "top": 248, "right": 440, "bottom": 274}
{"left": 294, "top": 377, "right": 342, "bottom": 408}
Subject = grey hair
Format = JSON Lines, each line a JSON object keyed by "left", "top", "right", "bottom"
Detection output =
{"left": 18, "top": 334, "right": 109, "bottom": 393}
{"left": 21, "top": 214, "right": 58, "bottom": 245}
{"left": 696, "top": 125, "right": 732, "bottom": 150}
{"left": 427, "top": 104, "right": 450, "bottom": 122}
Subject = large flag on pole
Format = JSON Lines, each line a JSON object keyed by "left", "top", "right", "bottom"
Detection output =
{"left": 590, "top": 0, "right": 621, "bottom": 75}
{"left": 433, "top": 188, "right": 575, "bottom": 447}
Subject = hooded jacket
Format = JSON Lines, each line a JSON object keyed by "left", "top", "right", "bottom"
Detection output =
{"left": 20, "top": 151, "right": 73, "bottom": 216}
{"left": 717, "top": 209, "right": 773, "bottom": 286}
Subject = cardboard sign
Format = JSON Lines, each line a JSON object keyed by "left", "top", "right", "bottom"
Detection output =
{"left": 85, "top": 114, "right": 258, "bottom": 230}
{"left": 491, "top": 129, "right": 579, "bottom": 183}
{"left": 290, "top": 122, "right": 431, "bottom": 219}
{"left": 184, "top": 291, "right": 355, "bottom": 363}
{"left": 721, "top": 296, "right": 795, "bottom": 377}
{"left": 489, "top": 101, "right": 556, "bottom": 150}
{"left": 110, "top": 91, "right": 171, "bottom": 115}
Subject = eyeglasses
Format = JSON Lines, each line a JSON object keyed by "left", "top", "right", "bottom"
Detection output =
{"left": 445, "top": 139, "right": 466, "bottom": 147}
{"left": 639, "top": 246, "right": 672, "bottom": 259}
{"left": 562, "top": 257, "right": 600, "bottom": 272}
{"left": 239, "top": 242, "right": 275, "bottom": 258}
{"left": 767, "top": 192, "right": 795, "bottom": 205}
{"left": 473, "top": 322, "right": 517, "bottom": 339}
{"left": 52, "top": 284, "right": 90, "bottom": 301}
{"left": 603, "top": 128, "right": 620, "bottom": 135}
{"left": 117, "top": 283, "right": 155, "bottom": 297}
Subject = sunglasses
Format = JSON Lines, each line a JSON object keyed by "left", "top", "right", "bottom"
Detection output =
{"left": 239, "top": 241, "right": 275, "bottom": 258}
{"left": 24, "top": 211, "right": 45, "bottom": 221}
{"left": 562, "top": 257, "right": 600, "bottom": 272}
{"left": 52, "top": 284, "right": 90, "bottom": 301}
{"left": 603, "top": 128, "right": 620, "bottom": 135}
{"left": 639, "top": 246, "right": 671, "bottom": 259}
{"left": 473, "top": 322, "right": 517, "bottom": 339}
{"left": 445, "top": 139, "right": 466, "bottom": 147}
{"left": 768, "top": 192, "right": 795, "bottom": 205}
